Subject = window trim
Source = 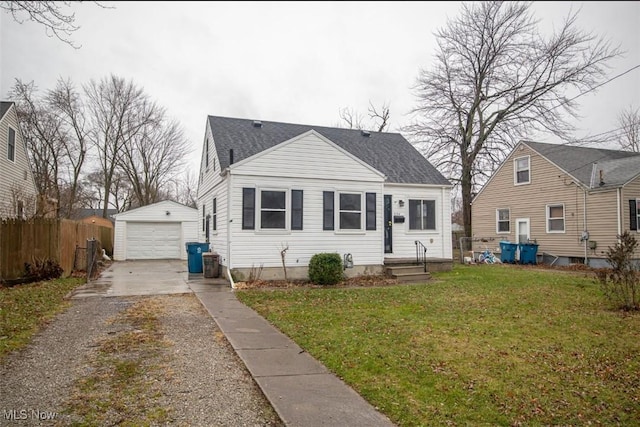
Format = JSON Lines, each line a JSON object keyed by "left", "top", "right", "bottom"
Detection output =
{"left": 546, "top": 203, "right": 565, "bottom": 233}
{"left": 514, "top": 155, "right": 530, "bottom": 185}
{"left": 338, "top": 192, "right": 363, "bottom": 231}
{"left": 408, "top": 199, "right": 437, "bottom": 232}
{"left": 496, "top": 208, "right": 510, "bottom": 234}
{"left": 259, "top": 188, "right": 288, "bottom": 230}
{"left": 7, "top": 126, "right": 16, "bottom": 162}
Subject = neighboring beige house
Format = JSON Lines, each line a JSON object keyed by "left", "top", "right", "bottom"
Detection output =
{"left": 472, "top": 140, "right": 640, "bottom": 267}
{"left": 0, "top": 102, "right": 38, "bottom": 218}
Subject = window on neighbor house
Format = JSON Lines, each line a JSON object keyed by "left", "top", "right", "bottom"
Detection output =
{"left": 202, "top": 204, "right": 205, "bottom": 231}
{"left": 8, "top": 127, "right": 16, "bottom": 162}
{"left": 514, "top": 156, "right": 530, "bottom": 185}
{"left": 409, "top": 199, "right": 436, "bottom": 230}
{"left": 212, "top": 198, "right": 217, "bottom": 231}
{"left": 547, "top": 204, "right": 565, "bottom": 232}
{"left": 17, "top": 200, "right": 24, "bottom": 218}
{"left": 497, "top": 208, "right": 510, "bottom": 233}
{"left": 630, "top": 199, "right": 640, "bottom": 231}
{"left": 205, "top": 139, "right": 209, "bottom": 170}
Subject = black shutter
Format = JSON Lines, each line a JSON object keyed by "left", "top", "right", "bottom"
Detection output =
{"left": 242, "top": 188, "right": 255, "bottom": 230}
{"left": 323, "top": 191, "right": 334, "bottom": 230}
{"left": 630, "top": 200, "right": 638, "bottom": 231}
{"left": 366, "top": 192, "right": 376, "bottom": 230}
{"left": 426, "top": 200, "right": 436, "bottom": 230}
{"left": 292, "top": 190, "right": 303, "bottom": 230}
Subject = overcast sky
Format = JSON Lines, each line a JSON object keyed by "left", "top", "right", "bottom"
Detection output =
{"left": 1, "top": 1, "right": 639, "bottom": 173}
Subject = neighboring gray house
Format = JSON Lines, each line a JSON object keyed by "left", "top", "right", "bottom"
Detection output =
{"left": 197, "top": 116, "right": 453, "bottom": 282}
{"left": 472, "top": 140, "right": 640, "bottom": 267}
{"left": 0, "top": 101, "right": 38, "bottom": 218}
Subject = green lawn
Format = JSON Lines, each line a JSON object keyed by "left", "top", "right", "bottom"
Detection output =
{"left": 237, "top": 265, "right": 640, "bottom": 426}
{"left": 0, "top": 278, "right": 84, "bottom": 361}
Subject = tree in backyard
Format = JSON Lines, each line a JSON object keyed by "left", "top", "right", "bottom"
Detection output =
{"left": 407, "top": 1, "right": 621, "bottom": 237}
{"left": 118, "top": 116, "right": 191, "bottom": 207}
{"left": 84, "top": 74, "right": 163, "bottom": 218}
{"left": 10, "top": 78, "right": 89, "bottom": 218}
{"left": 338, "top": 101, "right": 391, "bottom": 132}
{"left": 616, "top": 106, "right": 639, "bottom": 153}
{"left": 168, "top": 170, "right": 199, "bottom": 208}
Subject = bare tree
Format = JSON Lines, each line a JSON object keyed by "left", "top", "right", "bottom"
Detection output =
{"left": 407, "top": 1, "right": 621, "bottom": 237}
{"left": 0, "top": 1, "right": 109, "bottom": 48}
{"left": 338, "top": 101, "right": 391, "bottom": 132}
{"left": 118, "top": 117, "right": 191, "bottom": 207}
{"left": 616, "top": 106, "right": 640, "bottom": 153}
{"left": 84, "top": 74, "right": 161, "bottom": 218}
{"left": 170, "top": 170, "right": 198, "bottom": 208}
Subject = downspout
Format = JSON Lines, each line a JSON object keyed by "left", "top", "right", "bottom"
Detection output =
{"left": 225, "top": 169, "right": 235, "bottom": 289}
{"left": 584, "top": 189, "right": 588, "bottom": 265}
{"left": 617, "top": 187, "right": 622, "bottom": 238}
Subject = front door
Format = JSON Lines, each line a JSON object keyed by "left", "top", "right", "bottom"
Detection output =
{"left": 384, "top": 195, "right": 392, "bottom": 253}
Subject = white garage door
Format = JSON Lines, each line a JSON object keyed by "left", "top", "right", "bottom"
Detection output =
{"left": 126, "top": 222, "right": 181, "bottom": 259}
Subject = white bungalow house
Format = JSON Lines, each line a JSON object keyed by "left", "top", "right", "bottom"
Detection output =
{"left": 197, "top": 116, "right": 453, "bottom": 282}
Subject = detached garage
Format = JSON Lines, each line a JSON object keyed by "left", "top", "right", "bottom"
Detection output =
{"left": 113, "top": 200, "right": 199, "bottom": 261}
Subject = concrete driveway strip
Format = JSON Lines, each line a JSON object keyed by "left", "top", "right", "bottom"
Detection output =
{"left": 71, "top": 260, "right": 192, "bottom": 298}
{"left": 194, "top": 285, "right": 396, "bottom": 427}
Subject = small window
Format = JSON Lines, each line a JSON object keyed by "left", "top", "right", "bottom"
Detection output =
{"left": 339, "top": 193, "right": 362, "bottom": 230}
{"left": 547, "top": 204, "right": 565, "bottom": 233}
{"left": 496, "top": 208, "right": 510, "bottom": 233}
{"left": 514, "top": 156, "right": 530, "bottom": 185}
{"left": 409, "top": 200, "right": 436, "bottom": 230}
{"left": 8, "top": 127, "right": 16, "bottom": 162}
{"left": 212, "top": 198, "right": 217, "bottom": 231}
{"left": 291, "top": 190, "right": 303, "bottom": 230}
{"left": 260, "top": 190, "right": 286, "bottom": 229}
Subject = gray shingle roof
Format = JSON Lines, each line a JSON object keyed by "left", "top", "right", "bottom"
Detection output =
{"left": 523, "top": 141, "right": 640, "bottom": 187}
{"left": 591, "top": 156, "right": 640, "bottom": 189}
{"left": 207, "top": 116, "right": 452, "bottom": 186}
{"left": 0, "top": 102, "right": 13, "bottom": 121}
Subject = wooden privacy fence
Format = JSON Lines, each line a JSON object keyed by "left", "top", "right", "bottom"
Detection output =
{"left": 0, "top": 218, "right": 114, "bottom": 280}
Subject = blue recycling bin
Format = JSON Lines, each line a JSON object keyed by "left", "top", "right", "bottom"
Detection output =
{"left": 499, "top": 241, "right": 518, "bottom": 264}
{"left": 518, "top": 243, "right": 539, "bottom": 265}
{"left": 185, "top": 242, "right": 210, "bottom": 273}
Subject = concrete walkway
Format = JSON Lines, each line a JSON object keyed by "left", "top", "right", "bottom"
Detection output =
{"left": 190, "top": 280, "right": 396, "bottom": 427}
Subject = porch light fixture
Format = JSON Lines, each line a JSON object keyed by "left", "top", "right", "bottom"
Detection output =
{"left": 399, "top": 200, "right": 405, "bottom": 207}
{"left": 166, "top": 211, "right": 171, "bottom": 216}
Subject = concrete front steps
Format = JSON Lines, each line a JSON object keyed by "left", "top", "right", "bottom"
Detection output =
{"left": 384, "top": 258, "right": 453, "bottom": 284}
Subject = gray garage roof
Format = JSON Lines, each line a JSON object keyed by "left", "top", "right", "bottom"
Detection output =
{"left": 523, "top": 140, "right": 640, "bottom": 188}
{"left": 208, "top": 115, "right": 452, "bottom": 186}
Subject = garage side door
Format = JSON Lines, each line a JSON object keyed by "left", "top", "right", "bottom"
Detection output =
{"left": 126, "top": 222, "right": 181, "bottom": 259}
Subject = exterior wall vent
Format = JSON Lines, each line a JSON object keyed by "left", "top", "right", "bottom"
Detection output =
{"left": 361, "top": 130, "right": 371, "bottom": 137}
{"left": 252, "top": 120, "right": 262, "bottom": 128}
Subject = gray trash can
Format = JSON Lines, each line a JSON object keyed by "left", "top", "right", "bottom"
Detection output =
{"left": 202, "top": 252, "right": 220, "bottom": 278}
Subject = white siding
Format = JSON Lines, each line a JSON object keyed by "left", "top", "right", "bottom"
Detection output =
{"left": 0, "top": 104, "right": 38, "bottom": 217}
{"left": 231, "top": 131, "right": 384, "bottom": 182}
{"left": 383, "top": 184, "right": 453, "bottom": 260}
{"left": 113, "top": 200, "right": 198, "bottom": 260}
{"left": 229, "top": 174, "right": 384, "bottom": 269}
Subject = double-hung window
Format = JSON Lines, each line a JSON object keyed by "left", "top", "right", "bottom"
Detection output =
{"left": 242, "top": 188, "right": 303, "bottom": 231}
{"left": 546, "top": 204, "right": 565, "bottom": 233}
{"left": 496, "top": 208, "right": 510, "bottom": 233}
{"left": 339, "top": 193, "right": 361, "bottom": 230}
{"left": 409, "top": 199, "right": 436, "bottom": 230}
{"left": 323, "top": 191, "right": 376, "bottom": 231}
{"left": 514, "top": 156, "right": 530, "bottom": 185}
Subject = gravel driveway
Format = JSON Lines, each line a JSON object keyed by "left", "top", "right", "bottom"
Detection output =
{"left": 0, "top": 293, "right": 282, "bottom": 426}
